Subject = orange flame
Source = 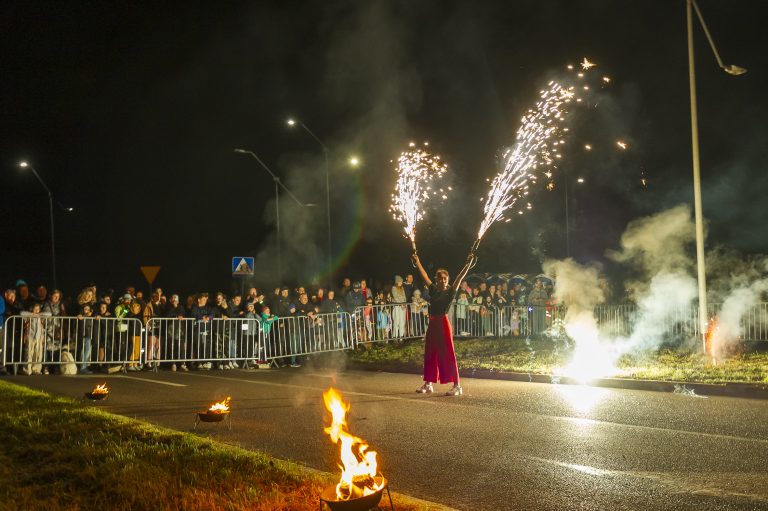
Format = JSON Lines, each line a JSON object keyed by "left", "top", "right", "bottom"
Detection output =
{"left": 208, "top": 396, "right": 231, "bottom": 414}
{"left": 705, "top": 317, "right": 719, "bottom": 363}
{"left": 323, "top": 388, "right": 383, "bottom": 500}
{"left": 91, "top": 383, "right": 109, "bottom": 395}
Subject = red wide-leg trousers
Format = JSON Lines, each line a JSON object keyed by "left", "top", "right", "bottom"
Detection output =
{"left": 423, "top": 314, "right": 459, "bottom": 385}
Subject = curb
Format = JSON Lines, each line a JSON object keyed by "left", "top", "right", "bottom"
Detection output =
{"left": 345, "top": 362, "right": 768, "bottom": 400}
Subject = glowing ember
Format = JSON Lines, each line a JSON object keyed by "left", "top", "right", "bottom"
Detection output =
{"left": 390, "top": 142, "right": 448, "bottom": 251}
{"left": 323, "top": 387, "right": 384, "bottom": 500}
{"left": 91, "top": 383, "right": 109, "bottom": 395}
{"left": 208, "top": 396, "right": 231, "bottom": 414}
{"left": 475, "top": 81, "right": 575, "bottom": 245}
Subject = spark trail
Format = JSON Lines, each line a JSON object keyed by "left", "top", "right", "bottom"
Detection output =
{"left": 474, "top": 81, "right": 575, "bottom": 251}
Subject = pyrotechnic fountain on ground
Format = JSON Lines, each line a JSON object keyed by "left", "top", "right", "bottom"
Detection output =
{"left": 390, "top": 142, "right": 448, "bottom": 252}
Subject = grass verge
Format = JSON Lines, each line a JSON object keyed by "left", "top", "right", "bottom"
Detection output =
{"left": 348, "top": 338, "right": 768, "bottom": 384}
{"left": 0, "top": 381, "right": 448, "bottom": 511}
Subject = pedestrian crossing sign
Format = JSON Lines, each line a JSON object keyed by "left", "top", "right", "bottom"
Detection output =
{"left": 232, "top": 257, "right": 254, "bottom": 276}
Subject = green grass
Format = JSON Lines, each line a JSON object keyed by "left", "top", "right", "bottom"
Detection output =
{"left": 349, "top": 338, "right": 768, "bottom": 384}
{"left": 0, "top": 381, "right": 447, "bottom": 511}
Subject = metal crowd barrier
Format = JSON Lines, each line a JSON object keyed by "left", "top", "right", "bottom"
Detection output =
{"left": 146, "top": 317, "right": 266, "bottom": 369}
{"left": 6, "top": 304, "right": 768, "bottom": 375}
{"left": 2, "top": 315, "right": 144, "bottom": 374}
{"left": 353, "top": 303, "right": 429, "bottom": 344}
{"left": 265, "top": 312, "right": 355, "bottom": 360}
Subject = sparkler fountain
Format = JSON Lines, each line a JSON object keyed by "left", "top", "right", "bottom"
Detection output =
{"left": 390, "top": 142, "right": 449, "bottom": 256}
{"left": 473, "top": 81, "right": 576, "bottom": 254}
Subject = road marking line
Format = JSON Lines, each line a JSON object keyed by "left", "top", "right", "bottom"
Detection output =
{"left": 114, "top": 376, "right": 187, "bottom": 387}
{"left": 525, "top": 456, "right": 768, "bottom": 502}
{"left": 182, "top": 373, "right": 768, "bottom": 444}
{"left": 184, "top": 373, "right": 445, "bottom": 406}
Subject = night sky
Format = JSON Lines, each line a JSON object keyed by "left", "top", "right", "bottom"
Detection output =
{"left": 2, "top": 1, "right": 766, "bottom": 297}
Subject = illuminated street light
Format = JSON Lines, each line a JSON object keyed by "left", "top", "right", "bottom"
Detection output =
{"left": 686, "top": 0, "right": 746, "bottom": 353}
{"left": 234, "top": 148, "right": 315, "bottom": 284}
{"left": 17, "top": 160, "right": 68, "bottom": 289}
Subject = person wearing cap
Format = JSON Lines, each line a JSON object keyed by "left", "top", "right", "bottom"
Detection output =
{"left": 411, "top": 251, "right": 477, "bottom": 397}
{"left": 391, "top": 275, "right": 407, "bottom": 339}
{"left": 345, "top": 282, "right": 365, "bottom": 314}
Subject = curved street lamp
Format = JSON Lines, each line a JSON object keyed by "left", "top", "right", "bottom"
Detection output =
{"left": 18, "top": 161, "right": 73, "bottom": 290}
{"left": 686, "top": 0, "right": 746, "bottom": 354}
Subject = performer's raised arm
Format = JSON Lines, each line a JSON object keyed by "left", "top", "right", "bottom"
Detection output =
{"left": 452, "top": 253, "right": 477, "bottom": 292}
{"left": 411, "top": 253, "right": 432, "bottom": 287}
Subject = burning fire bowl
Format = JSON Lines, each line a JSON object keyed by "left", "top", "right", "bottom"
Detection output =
{"left": 196, "top": 410, "right": 230, "bottom": 422}
{"left": 320, "top": 476, "right": 388, "bottom": 511}
{"left": 84, "top": 392, "right": 108, "bottom": 401}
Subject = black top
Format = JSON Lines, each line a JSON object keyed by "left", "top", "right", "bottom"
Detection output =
{"left": 428, "top": 284, "right": 456, "bottom": 316}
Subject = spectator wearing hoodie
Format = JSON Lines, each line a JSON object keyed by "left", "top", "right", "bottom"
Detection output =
{"left": 165, "top": 294, "right": 188, "bottom": 371}
{"left": 76, "top": 304, "right": 95, "bottom": 374}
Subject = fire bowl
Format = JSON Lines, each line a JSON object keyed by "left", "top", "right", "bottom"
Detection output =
{"left": 84, "top": 392, "right": 108, "bottom": 401}
{"left": 197, "top": 411, "right": 230, "bottom": 422}
{"left": 320, "top": 477, "right": 387, "bottom": 511}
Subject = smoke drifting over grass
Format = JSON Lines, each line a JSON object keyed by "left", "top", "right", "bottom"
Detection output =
{"left": 545, "top": 204, "right": 767, "bottom": 377}
{"left": 544, "top": 205, "right": 768, "bottom": 377}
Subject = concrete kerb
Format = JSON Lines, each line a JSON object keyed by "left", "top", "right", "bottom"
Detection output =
{"left": 344, "top": 361, "right": 768, "bottom": 400}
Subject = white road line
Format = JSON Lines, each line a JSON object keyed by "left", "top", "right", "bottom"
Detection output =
{"left": 524, "top": 455, "right": 768, "bottom": 502}
{"left": 114, "top": 375, "right": 187, "bottom": 387}
{"left": 184, "top": 372, "right": 768, "bottom": 444}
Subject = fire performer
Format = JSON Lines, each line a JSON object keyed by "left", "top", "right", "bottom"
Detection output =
{"left": 411, "top": 252, "right": 476, "bottom": 396}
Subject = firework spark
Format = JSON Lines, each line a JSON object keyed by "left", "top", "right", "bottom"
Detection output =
{"left": 616, "top": 140, "right": 628, "bottom": 150}
{"left": 390, "top": 142, "right": 448, "bottom": 250}
{"left": 581, "top": 57, "right": 596, "bottom": 70}
{"left": 475, "top": 81, "right": 575, "bottom": 245}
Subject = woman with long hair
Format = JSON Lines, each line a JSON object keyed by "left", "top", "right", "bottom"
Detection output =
{"left": 411, "top": 252, "right": 476, "bottom": 396}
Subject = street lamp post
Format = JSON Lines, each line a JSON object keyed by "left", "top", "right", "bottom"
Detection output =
{"left": 686, "top": 0, "right": 746, "bottom": 353}
{"left": 287, "top": 119, "right": 332, "bottom": 288}
{"left": 234, "top": 149, "right": 316, "bottom": 284}
{"left": 19, "top": 161, "right": 59, "bottom": 289}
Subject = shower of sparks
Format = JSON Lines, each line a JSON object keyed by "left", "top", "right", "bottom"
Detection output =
{"left": 581, "top": 57, "right": 596, "bottom": 70}
{"left": 476, "top": 81, "right": 575, "bottom": 240}
{"left": 390, "top": 142, "right": 448, "bottom": 246}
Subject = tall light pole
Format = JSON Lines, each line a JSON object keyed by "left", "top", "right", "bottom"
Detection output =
{"left": 234, "top": 149, "right": 316, "bottom": 284}
{"left": 686, "top": 0, "right": 746, "bottom": 352}
{"left": 287, "top": 118, "right": 332, "bottom": 287}
{"left": 18, "top": 161, "right": 73, "bottom": 290}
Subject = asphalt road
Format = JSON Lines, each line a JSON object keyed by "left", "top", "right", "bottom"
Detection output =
{"left": 6, "top": 365, "right": 768, "bottom": 511}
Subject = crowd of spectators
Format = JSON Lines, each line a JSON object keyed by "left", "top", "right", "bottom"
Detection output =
{"left": 1, "top": 274, "right": 555, "bottom": 375}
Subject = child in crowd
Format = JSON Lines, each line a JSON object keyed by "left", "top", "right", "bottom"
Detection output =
{"left": 21, "top": 303, "right": 51, "bottom": 375}
{"left": 456, "top": 291, "right": 469, "bottom": 336}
